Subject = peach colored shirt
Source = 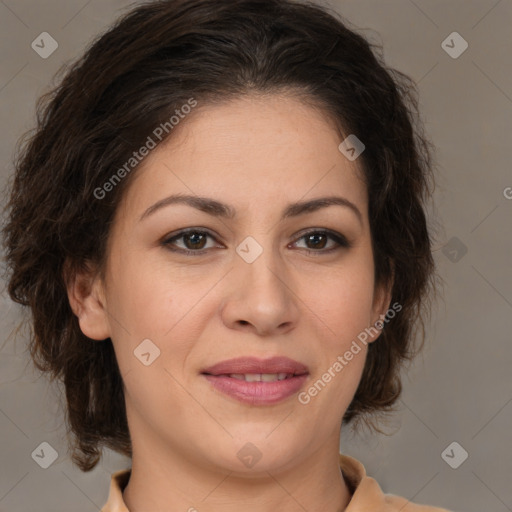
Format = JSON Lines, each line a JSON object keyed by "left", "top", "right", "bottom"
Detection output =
{"left": 101, "top": 453, "right": 452, "bottom": 511}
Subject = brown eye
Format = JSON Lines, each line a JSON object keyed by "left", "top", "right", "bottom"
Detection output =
{"left": 180, "top": 232, "right": 208, "bottom": 250}
{"left": 162, "top": 228, "right": 350, "bottom": 257}
{"left": 304, "top": 232, "right": 329, "bottom": 249}
{"left": 162, "top": 229, "right": 219, "bottom": 255}
{"left": 292, "top": 230, "right": 350, "bottom": 255}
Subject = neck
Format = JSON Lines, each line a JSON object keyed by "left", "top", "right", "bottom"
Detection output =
{"left": 122, "top": 443, "right": 352, "bottom": 512}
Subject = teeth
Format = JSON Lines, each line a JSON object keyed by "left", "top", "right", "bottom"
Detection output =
{"left": 229, "top": 374, "right": 246, "bottom": 380}
{"left": 228, "top": 373, "right": 291, "bottom": 382}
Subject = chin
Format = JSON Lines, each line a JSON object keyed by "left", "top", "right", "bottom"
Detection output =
{"left": 211, "top": 434, "right": 301, "bottom": 474}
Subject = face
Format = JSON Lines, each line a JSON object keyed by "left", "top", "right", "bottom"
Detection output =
{"left": 71, "top": 93, "right": 391, "bottom": 475}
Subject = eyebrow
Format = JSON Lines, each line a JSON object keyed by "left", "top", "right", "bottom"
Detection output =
{"left": 139, "top": 193, "right": 363, "bottom": 225}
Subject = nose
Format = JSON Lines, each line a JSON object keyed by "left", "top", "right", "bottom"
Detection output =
{"left": 220, "top": 245, "right": 300, "bottom": 337}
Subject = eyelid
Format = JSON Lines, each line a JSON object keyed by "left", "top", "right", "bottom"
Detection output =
{"left": 161, "top": 227, "right": 221, "bottom": 250}
{"left": 161, "top": 227, "right": 351, "bottom": 255}
{"left": 291, "top": 227, "right": 351, "bottom": 247}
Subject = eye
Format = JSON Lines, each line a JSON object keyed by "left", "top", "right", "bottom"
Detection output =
{"left": 162, "top": 228, "right": 219, "bottom": 255}
{"left": 161, "top": 228, "right": 351, "bottom": 256}
{"left": 291, "top": 229, "right": 351, "bottom": 255}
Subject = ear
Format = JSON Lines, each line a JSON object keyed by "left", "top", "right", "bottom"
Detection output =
{"left": 367, "top": 263, "right": 395, "bottom": 344}
{"left": 63, "top": 259, "right": 111, "bottom": 341}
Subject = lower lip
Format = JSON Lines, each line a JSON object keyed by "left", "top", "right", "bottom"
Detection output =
{"left": 202, "top": 374, "right": 309, "bottom": 405}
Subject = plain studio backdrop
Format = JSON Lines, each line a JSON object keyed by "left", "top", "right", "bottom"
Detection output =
{"left": 0, "top": 1, "right": 511, "bottom": 511}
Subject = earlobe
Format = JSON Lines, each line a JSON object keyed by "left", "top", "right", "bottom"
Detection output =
{"left": 64, "top": 260, "right": 111, "bottom": 341}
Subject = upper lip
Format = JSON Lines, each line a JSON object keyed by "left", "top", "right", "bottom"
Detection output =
{"left": 201, "top": 356, "right": 309, "bottom": 376}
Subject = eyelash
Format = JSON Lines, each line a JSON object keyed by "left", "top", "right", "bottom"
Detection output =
{"left": 161, "top": 228, "right": 351, "bottom": 257}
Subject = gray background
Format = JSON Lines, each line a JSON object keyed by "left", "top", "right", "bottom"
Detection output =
{"left": 1, "top": 1, "right": 511, "bottom": 511}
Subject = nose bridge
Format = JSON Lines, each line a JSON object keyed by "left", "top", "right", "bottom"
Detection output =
{"left": 221, "top": 231, "right": 299, "bottom": 335}
{"left": 236, "top": 232, "right": 286, "bottom": 298}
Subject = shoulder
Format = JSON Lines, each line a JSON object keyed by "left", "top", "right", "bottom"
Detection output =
{"left": 101, "top": 469, "right": 131, "bottom": 512}
{"left": 339, "top": 454, "right": 452, "bottom": 512}
{"left": 383, "top": 492, "right": 453, "bottom": 511}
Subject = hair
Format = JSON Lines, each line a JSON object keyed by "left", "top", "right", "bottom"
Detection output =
{"left": 2, "top": 0, "right": 438, "bottom": 471}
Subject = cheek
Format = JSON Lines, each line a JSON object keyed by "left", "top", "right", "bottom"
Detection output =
{"left": 298, "top": 261, "right": 376, "bottom": 343}
{"left": 105, "top": 263, "right": 198, "bottom": 420}
{"left": 294, "top": 260, "right": 375, "bottom": 404}
{"left": 105, "top": 253, "right": 211, "bottom": 373}
{"left": 297, "top": 277, "right": 372, "bottom": 416}
{"left": 107, "top": 250, "right": 179, "bottom": 331}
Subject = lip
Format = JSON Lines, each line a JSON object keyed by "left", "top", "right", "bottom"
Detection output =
{"left": 201, "top": 356, "right": 309, "bottom": 405}
{"left": 201, "top": 356, "right": 309, "bottom": 376}
{"left": 203, "top": 374, "right": 309, "bottom": 405}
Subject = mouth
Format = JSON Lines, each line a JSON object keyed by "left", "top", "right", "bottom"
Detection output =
{"left": 204, "top": 372, "right": 303, "bottom": 381}
{"left": 201, "top": 355, "right": 309, "bottom": 376}
{"left": 200, "top": 356, "right": 309, "bottom": 405}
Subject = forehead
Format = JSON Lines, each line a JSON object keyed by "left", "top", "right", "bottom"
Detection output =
{"left": 118, "top": 93, "right": 368, "bottom": 223}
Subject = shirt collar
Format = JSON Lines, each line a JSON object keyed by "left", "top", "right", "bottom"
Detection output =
{"left": 100, "top": 453, "right": 406, "bottom": 512}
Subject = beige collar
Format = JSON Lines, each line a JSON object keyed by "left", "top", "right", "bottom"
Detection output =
{"left": 100, "top": 453, "right": 450, "bottom": 512}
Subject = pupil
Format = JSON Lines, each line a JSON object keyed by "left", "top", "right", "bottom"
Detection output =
{"left": 183, "top": 232, "right": 327, "bottom": 251}
{"left": 308, "top": 233, "right": 326, "bottom": 249}
{"left": 186, "top": 233, "right": 205, "bottom": 249}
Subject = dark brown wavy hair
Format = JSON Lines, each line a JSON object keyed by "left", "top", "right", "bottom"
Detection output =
{"left": 2, "top": 0, "right": 438, "bottom": 471}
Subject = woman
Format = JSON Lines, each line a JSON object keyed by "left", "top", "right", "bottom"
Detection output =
{"left": 2, "top": 0, "right": 449, "bottom": 510}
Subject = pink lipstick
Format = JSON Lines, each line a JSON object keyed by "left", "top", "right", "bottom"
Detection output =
{"left": 201, "top": 356, "right": 309, "bottom": 405}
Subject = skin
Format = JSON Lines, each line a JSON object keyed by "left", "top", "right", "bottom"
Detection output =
{"left": 67, "top": 92, "right": 392, "bottom": 512}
